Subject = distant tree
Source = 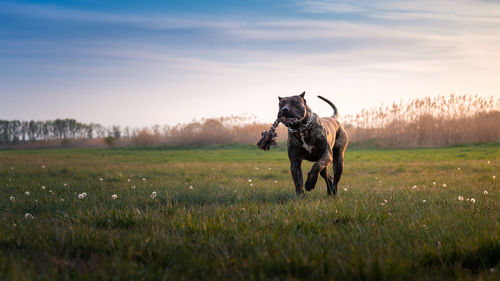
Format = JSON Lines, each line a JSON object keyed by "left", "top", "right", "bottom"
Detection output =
{"left": 112, "top": 126, "right": 121, "bottom": 139}
{"left": 104, "top": 136, "right": 116, "bottom": 147}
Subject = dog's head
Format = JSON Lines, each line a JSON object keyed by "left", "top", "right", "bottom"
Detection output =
{"left": 277, "top": 91, "right": 310, "bottom": 128}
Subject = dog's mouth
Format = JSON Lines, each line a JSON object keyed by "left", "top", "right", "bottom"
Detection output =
{"left": 279, "top": 115, "right": 303, "bottom": 127}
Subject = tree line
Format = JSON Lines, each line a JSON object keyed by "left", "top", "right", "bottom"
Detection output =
{"left": 0, "top": 119, "right": 126, "bottom": 145}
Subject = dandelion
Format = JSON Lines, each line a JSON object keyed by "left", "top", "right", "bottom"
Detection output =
{"left": 24, "top": 213, "right": 33, "bottom": 219}
{"left": 466, "top": 198, "right": 470, "bottom": 202}
{"left": 41, "top": 185, "right": 46, "bottom": 190}
{"left": 240, "top": 207, "right": 246, "bottom": 211}
{"left": 134, "top": 208, "right": 141, "bottom": 215}
{"left": 458, "top": 195, "right": 464, "bottom": 201}
{"left": 384, "top": 199, "right": 388, "bottom": 203}
{"left": 99, "top": 177, "right": 103, "bottom": 181}
{"left": 471, "top": 198, "right": 476, "bottom": 203}
{"left": 49, "top": 190, "right": 54, "bottom": 195}
{"left": 442, "top": 184, "right": 447, "bottom": 188}
{"left": 457, "top": 167, "right": 461, "bottom": 170}
{"left": 411, "top": 185, "right": 417, "bottom": 189}
{"left": 254, "top": 167, "right": 259, "bottom": 170}
{"left": 25, "top": 191, "right": 30, "bottom": 196}
{"left": 10, "top": 167, "right": 14, "bottom": 170}
{"left": 484, "top": 190, "right": 489, "bottom": 195}
{"left": 189, "top": 185, "right": 194, "bottom": 190}
{"left": 63, "top": 183, "right": 68, "bottom": 187}
{"left": 343, "top": 188, "right": 348, "bottom": 191}
{"left": 78, "top": 194, "right": 84, "bottom": 199}
{"left": 131, "top": 185, "right": 136, "bottom": 189}
{"left": 60, "top": 198, "right": 64, "bottom": 202}
{"left": 112, "top": 194, "right": 118, "bottom": 200}
{"left": 127, "top": 179, "right": 131, "bottom": 182}
{"left": 9, "top": 196, "right": 15, "bottom": 201}
{"left": 248, "top": 179, "right": 252, "bottom": 183}
{"left": 487, "top": 160, "right": 491, "bottom": 164}
{"left": 142, "top": 178, "right": 146, "bottom": 181}
{"left": 493, "top": 175, "right": 496, "bottom": 180}
{"left": 432, "top": 182, "right": 436, "bottom": 186}
{"left": 249, "top": 183, "right": 254, "bottom": 187}
{"left": 268, "top": 168, "right": 272, "bottom": 170}
{"left": 151, "top": 191, "right": 157, "bottom": 199}
{"left": 274, "top": 180, "right": 278, "bottom": 183}
{"left": 41, "top": 165, "right": 45, "bottom": 169}
{"left": 422, "top": 199, "right": 427, "bottom": 203}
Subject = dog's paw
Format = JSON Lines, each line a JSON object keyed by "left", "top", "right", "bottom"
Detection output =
{"left": 305, "top": 177, "right": 317, "bottom": 191}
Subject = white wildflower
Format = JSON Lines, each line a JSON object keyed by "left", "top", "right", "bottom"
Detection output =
{"left": 127, "top": 179, "right": 131, "bottom": 182}
{"left": 274, "top": 180, "right": 278, "bottom": 183}
{"left": 412, "top": 185, "right": 417, "bottom": 189}
{"left": 493, "top": 175, "right": 496, "bottom": 180}
{"left": 458, "top": 195, "right": 464, "bottom": 201}
{"left": 432, "top": 182, "right": 436, "bottom": 186}
{"left": 63, "top": 183, "right": 68, "bottom": 186}
{"left": 112, "top": 194, "right": 118, "bottom": 200}
{"left": 189, "top": 185, "right": 194, "bottom": 190}
{"left": 131, "top": 185, "right": 136, "bottom": 189}
{"left": 41, "top": 165, "right": 45, "bottom": 169}
{"left": 344, "top": 188, "right": 348, "bottom": 191}
{"left": 248, "top": 179, "right": 252, "bottom": 183}
{"left": 142, "top": 178, "right": 146, "bottom": 181}
{"left": 487, "top": 160, "right": 491, "bottom": 164}
{"left": 457, "top": 167, "right": 461, "bottom": 170}
{"left": 484, "top": 190, "right": 489, "bottom": 195}
{"left": 60, "top": 198, "right": 64, "bottom": 202}
{"left": 41, "top": 185, "right": 46, "bottom": 190}
{"left": 442, "top": 183, "right": 447, "bottom": 188}
{"left": 422, "top": 199, "right": 426, "bottom": 203}
{"left": 9, "top": 196, "right": 15, "bottom": 201}
{"left": 24, "top": 213, "right": 33, "bottom": 219}
{"left": 240, "top": 207, "right": 246, "bottom": 211}
{"left": 268, "top": 168, "right": 272, "bottom": 170}
{"left": 151, "top": 191, "right": 157, "bottom": 199}
{"left": 24, "top": 191, "right": 30, "bottom": 196}
{"left": 99, "top": 178, "right": 103, "bottom": 181}
{"left": 471, "top": 198, "right": 476, "bottom": 203}
{"left": 249, "top": 183, "right": 254, "bottom": 187}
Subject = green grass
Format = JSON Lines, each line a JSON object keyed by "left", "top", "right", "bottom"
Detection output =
{"left": 0, "top": 143, "right": 499, "bottom": 280}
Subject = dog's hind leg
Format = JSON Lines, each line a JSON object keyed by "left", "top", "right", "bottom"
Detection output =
{"left": 320, "top": 167, "right": 335, "bottom": 196}
{"left": 332, "top": 146, "right": 346, "bottom": 195}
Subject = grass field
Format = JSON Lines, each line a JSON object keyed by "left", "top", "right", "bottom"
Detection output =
{"left": 1, "top": 143, "right": 499, "bottom": 280}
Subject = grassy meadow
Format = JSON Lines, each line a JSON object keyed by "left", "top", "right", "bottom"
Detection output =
{"left": 0, "top": 143, "right": 499, "bottom": 280}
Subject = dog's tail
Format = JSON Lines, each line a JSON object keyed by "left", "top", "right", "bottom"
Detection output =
{"left": 317, "top": 96, "right": 338, "bottom": 117}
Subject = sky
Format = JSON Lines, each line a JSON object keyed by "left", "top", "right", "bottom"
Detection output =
{"left": 1, "top": 0, "right": 500, "bottom": 127}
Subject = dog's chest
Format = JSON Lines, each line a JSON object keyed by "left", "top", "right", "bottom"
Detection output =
{"left": 299, "top": 132, "right": 314, "bottom": 153}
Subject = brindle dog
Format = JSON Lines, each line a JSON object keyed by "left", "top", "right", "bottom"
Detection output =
{"left": 278, "top": 91, "right": 348, "bottom": 195}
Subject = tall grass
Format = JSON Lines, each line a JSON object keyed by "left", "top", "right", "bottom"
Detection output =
{"left": 131, "top": 94, "right": 499, "bottom": 148}
{"left": 343, "top": 94, "right": 500, "bottom": 147}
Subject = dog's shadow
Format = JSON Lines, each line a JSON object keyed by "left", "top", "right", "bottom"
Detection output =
{"left": 163, "top": 190, "right": 302, "bottom": 207}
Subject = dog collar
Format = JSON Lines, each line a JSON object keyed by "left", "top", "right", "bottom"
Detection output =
{"left": 288, "top": 113, "right": 316, "bottom": 133}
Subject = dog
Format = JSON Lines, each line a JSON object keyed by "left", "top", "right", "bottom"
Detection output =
{"left": 278, "top": 91, "right": 348, "bottom": 195}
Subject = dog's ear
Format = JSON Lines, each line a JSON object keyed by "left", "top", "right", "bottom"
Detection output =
{"left": 278, "top": 96, "right": 283, "bottom": 102}
{"left": 300, "top": 91, "right": 305, "bottom": 98}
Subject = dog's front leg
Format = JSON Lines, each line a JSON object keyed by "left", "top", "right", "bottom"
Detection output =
{"left": 290, "top": 159, "right": 304, "bottom": 195}
{"left": 305, "top": 152, "right": 332, "bottom": 191}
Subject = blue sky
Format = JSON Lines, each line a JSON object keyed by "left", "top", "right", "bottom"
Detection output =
{"left": 1, "top": 0, "right": 500, "bottom": 126}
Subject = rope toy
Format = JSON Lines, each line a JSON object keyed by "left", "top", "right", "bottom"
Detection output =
{"left": 256, "top": 117, "right": 283, "bottom": 151}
